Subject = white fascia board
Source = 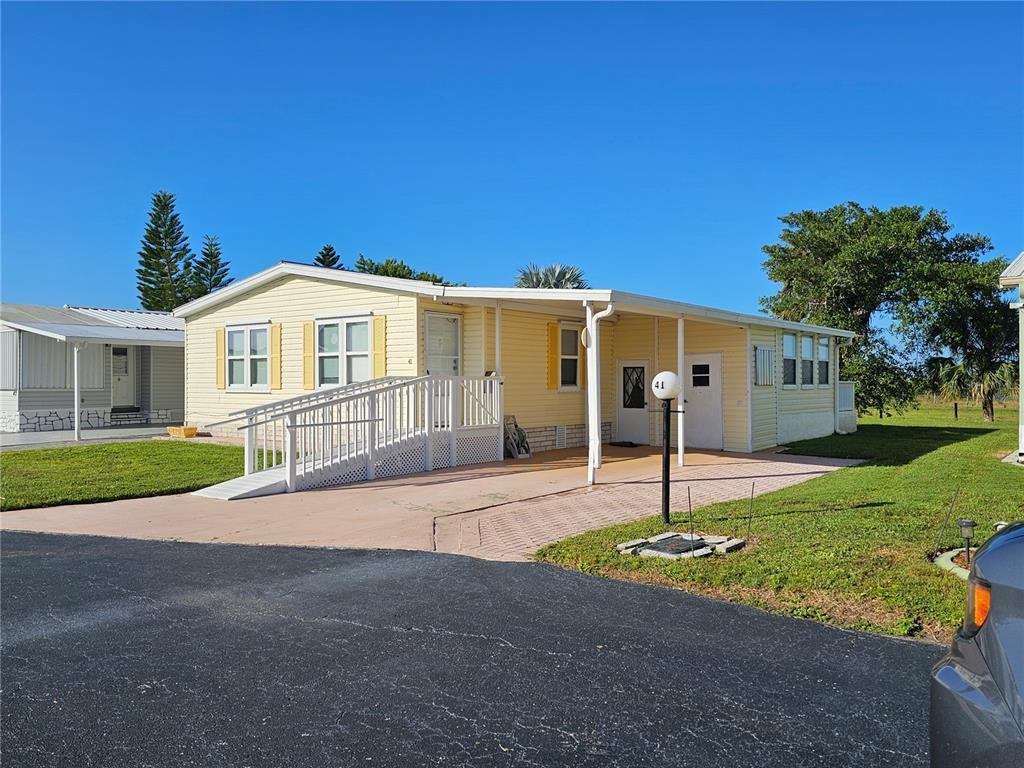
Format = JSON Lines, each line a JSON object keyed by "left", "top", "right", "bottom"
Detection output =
{"left": 999, "top": 251, "right": 1024, "bottom": 286}
{"left": 0, "top": 320, "right": 68, "bottom": 342}
{"left": 608, "top": 290, "right": 857, "bottom": 338}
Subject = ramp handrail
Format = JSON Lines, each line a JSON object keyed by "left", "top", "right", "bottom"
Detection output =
{"left": 232, "top": 375, "right": 503, "bottom": 492}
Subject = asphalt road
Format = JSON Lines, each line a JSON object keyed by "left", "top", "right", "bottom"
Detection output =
{"left": 1, "top": 532, "right": 945, "bottom": 767}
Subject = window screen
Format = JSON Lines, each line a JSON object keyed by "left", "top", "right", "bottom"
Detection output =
{"left": 782, "top": 334, "right": 797, "bottom": 385}
{"left": 801, "top": 336, "right": 814, "bottom": 385}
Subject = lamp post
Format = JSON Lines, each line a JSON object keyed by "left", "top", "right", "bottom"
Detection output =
{"left": 652, "top": 371, "right": 682, "bottom": 525}
{"left": 958, "top": 519, "right": 977, "bottom": 564}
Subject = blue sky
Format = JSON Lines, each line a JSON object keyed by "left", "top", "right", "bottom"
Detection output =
{"left": 2, "top": 2, "right": 1021, "bottom": 313}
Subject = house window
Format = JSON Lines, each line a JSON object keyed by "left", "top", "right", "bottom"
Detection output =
{"left": 559, "top": 324, "right": 580, "bottom": 388}
{"left": 801, "top": 335, "right": 815, "bottom": 385}
{"left": 754, "top": 347, "right": 775, "bottom": 386}
{"left": 817, "top": 337, "right": 830, "bottom": 385}
{"left": 782, "top": 334, "right": 797, "bottom": 386}
{"left": 226, "top": 325, "right": 269, "bottom": 389}
{"left": 317, "top": 317, "right": 371, "bottom": 386}
{"left": 691, "top": 363, "right": 711, "bottom": 387}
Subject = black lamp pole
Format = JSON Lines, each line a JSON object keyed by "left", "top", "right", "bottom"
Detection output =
{"left": 662, "top": 398, "right": 672, "bottom": 524}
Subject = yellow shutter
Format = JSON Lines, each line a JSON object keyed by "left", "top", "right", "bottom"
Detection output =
{"left": 546, "top": 323, "right": 559, "bottom": 389}
{"left": 215, "top": 328, "right": 225, "bottom": 390}
{"left": 302, "top": 321, "right": 315, "bottom": 390}
{"left": 579, "top": 332, "right": 587, "bottom": 389}
{"left": 372, "top": 316, "right": 387, "bottom": 378}
{"left": 270, "top": 323, "right": 282, "bottom": 390}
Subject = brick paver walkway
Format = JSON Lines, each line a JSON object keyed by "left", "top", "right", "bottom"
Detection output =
{"left": 434, "top": 453, "right": 856, "bottom": 561}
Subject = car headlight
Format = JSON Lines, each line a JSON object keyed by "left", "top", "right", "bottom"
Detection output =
{"left": 961, "top": 576, "right": 991, "bottom": 638}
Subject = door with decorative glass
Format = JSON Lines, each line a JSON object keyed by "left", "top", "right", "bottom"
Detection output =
{"left": 616, "top": 360, "right": 649, "bottom": 444}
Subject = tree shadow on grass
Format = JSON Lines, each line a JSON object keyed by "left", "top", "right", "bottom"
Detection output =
{"left": 691, "top": 501, "right": 895, "bottom": 527}
{"left": 785, "top": 425, "right": 996, "bottom": 467}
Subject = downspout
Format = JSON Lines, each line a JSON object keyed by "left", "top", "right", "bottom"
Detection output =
{"left": 584, "top": 301, "right": 615, "bottom": 484}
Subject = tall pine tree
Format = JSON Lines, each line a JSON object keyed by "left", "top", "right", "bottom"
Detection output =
{"left": 136, "top": 191, "right": 194, "bottom": 311}
{"left": 315, "top": 244, "right": 341, "bottom": 269}
{"left": 191, "top": 235, "right": 233, "bottom": 299}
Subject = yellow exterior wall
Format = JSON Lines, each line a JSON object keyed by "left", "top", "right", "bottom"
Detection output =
{"left": 184, "top": 275, "right": 417, "bottom": 427}
{"left": 750, "top": 326, "right": 778, "bottom": 450}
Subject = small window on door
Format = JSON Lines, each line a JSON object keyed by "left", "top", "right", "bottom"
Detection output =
{"left": 112, "top": 347, "right": 129, "bottom": 376}
{"left": 622, "top": 366, "right": 645, "bottom": 408}
{"left": 691, "top": 363, "right": 711, "bottom": 388}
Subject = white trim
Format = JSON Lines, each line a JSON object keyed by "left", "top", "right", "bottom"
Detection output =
{"left": 782, "top": 332, "right": 797, "bottom": 386}
{"left": 314, "top": 316, "right": 373, "bottom": 388}
{"left": 557, "top": 321, "right": 582, "bottom": 392}
{"left": 424, "top": 311, "right": 462, "bottom": 377}
{"left": 745, "top": 327, "right": 753, "bottom": 453}
{"left": 171, "top": 262, "right": 856, "bottom": 339}
{"left": 225, "top": 324, "right": 272, "bottom": 391}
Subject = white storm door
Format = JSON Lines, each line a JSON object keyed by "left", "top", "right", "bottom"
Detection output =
{"left": 617, "top": 360, "right": 650, "bottom": 444}
{"left": 684, "top": 353, "right": 723, "bottom": 450}
{"left": 111, "top": 346, "right": 135, "bottom": 407}
{"left": 425, "top": 313, "right": 461, "bottom": 426}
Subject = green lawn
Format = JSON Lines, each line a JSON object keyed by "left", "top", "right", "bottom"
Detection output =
{"left": 536, "top": 403, "right": 1023, "bottom": 641}
{"left": 0, "top": 441, "right": 246, "bottom": 511}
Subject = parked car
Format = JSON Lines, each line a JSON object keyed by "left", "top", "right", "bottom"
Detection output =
{"left": 930, "top": 521, "right": 1024, "bottom": 767}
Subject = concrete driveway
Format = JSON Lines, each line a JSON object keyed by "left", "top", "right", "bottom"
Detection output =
{"left": 1, "top": 446, "right": 857, "bottom": 560}
{"left": 1, "top": 532, "right": 941, "bottom": 767}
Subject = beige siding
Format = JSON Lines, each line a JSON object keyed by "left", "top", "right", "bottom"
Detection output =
{"left": 150, "top": 346, "right": 185, "bottom": 420}
{"left": 750, "top": 326, "right": 778, "bottom": 450}
{"left": 185, "top": 275, "right": 418, "bottom": 426}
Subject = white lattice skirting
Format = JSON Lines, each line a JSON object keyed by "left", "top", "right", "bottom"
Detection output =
{"left": 294, "top": 426, "right": 500, "bottom": 492}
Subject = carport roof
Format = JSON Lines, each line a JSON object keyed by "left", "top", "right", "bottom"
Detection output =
{"left": 0, "top": 303, "right": 184, "bottom": 346}
{"left": 172, "top": 261, "right": 857, "bottom": 338}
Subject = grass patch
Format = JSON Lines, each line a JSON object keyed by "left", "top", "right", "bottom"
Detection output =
{"left": 0, "top": 440, "right": 247, "bottom": 510}
{"left": 536, "top": 404, "right": 1023, "bottom": 641}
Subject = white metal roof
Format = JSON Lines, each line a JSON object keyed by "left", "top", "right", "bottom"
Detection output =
{"left": 0, "top": 303, "right": 184, "bottom": 346}
{"left": 999, "top": 251, "right": 1024, "bottom": 288}
{"left": 173, "top": 261, "right": 857, "bottom": 338}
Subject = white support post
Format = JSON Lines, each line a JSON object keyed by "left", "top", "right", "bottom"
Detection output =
{"left": 1018, "top": 305, "right": 1023, "bottom": 460}
{"left": 285, "top": 413, "right": 297, "bottom": 492}
{"left": 449, "top": 379, "right": 460, "bottom": 467}
{"left": 72, "top": 342, "right": 82, "bottom": 441}
{"left": 494, "top": 300, "right": 502, "bottom": 376}
{"left": 367, "top": 393, "right": 377, "bottom": 480}
{"left": 677, "top": 317, "right": 685, "bottom": 466}
{"left": 585, "top": 302, "right": 614, "bottom": 484}
{"left": 244, "top": 416, "right": 254, "bottom": 475}
{"left": 424, "top": 379, "right": 434, "bottom": 472}
{"left": 495, "top": 378, "right": 504, "bottom": 461}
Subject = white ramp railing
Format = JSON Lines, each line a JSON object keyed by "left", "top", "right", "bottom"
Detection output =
{"left": 212, "top": 375, "right": 503, "bottom": 493}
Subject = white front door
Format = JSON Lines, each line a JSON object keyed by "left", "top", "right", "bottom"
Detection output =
{"left": 684, "top": 353, "right": 724, "bottom": 450}
{"left": 425, "top": 313, "right": 461, "bottom": 426}
{"left": 617, "top": 360, "right": 650, "bottom": 444}
{"left": 111, "top": 346, "right": 135, "bottom": 407}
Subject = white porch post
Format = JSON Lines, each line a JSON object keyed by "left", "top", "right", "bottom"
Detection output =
{"left": 585, "top": 302, "right": 614, "bottom": 484}
{"left": 72, "top": 342, "right": 83, "bottom": 441}
{"left": 1018, "top": 304, "right": 1023, "bottom": 460}
{"left": 495, "top": 300, "right": 504, "bottom": 461}
{"left": 494, "top": 300, "right": 502, "bottom": 376}
{"left": 284, "top": 413, "right": 297, "bottom": 492}
{"left": 677, "top": 317, "right": 685, "bottom": 466}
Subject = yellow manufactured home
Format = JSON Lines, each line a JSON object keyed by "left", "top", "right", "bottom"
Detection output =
{"left": 174, "top": 262, "right": 856, "bottom": 497}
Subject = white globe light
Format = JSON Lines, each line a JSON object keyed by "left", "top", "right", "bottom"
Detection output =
{"left": 651, "top": 371, "right": 681, "bottom": 401}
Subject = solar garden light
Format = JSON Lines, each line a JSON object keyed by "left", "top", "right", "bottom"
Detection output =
{"left": 651, "top": 371, "right": 682, "bottom": 525}
{"left": 958, "top": 519, "right": 977, "bottom": 564}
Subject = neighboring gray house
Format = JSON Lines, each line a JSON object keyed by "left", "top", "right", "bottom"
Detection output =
{"left": 0, "top": 304, "right": 184, "bottom": 434}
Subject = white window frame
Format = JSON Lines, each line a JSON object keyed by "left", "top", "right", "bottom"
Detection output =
{"left": 800, "top": 334, "right": 815, "bottom": 388}
{"left": 225, "top": 324, "right": 271, "bottom": 392}
{"left": 316, "top": 316, "right": 372, "bottom": 388}
{"left": 782, "top": 333, "right": 797, "bottom": 388}
{"left": 558, "top": 322, "right": 582, "bottom": 392}
{"left": 817, "top": 336, "right": 831, "bottom": 388}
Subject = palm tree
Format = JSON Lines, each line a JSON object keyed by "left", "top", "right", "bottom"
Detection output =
{"left": 939, "top": 361, "right": 1017, "bottom": 422}
{"left": 515, "top": 263, "right": 589, "bottom": 289}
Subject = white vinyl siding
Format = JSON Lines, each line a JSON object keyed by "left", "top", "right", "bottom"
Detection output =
{"left": 0, "top": 330, "right": 18, "bottom": 389}
{"left": 20, "top": 335, "right": 103, "bottom": 389}
{"left": 750, "top": 327, "right": 779, "bottom": 451}
{"left": 150, "top": 346, "right": 185, "bottom": 421}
